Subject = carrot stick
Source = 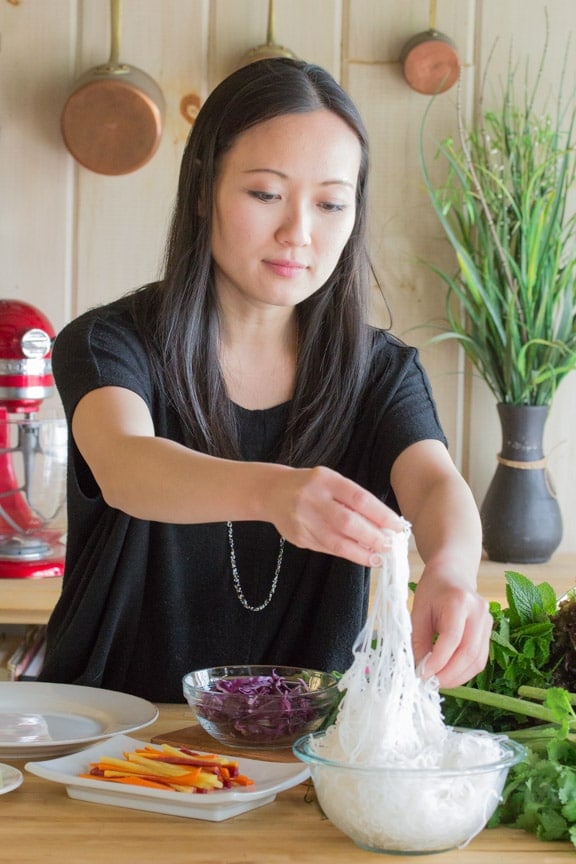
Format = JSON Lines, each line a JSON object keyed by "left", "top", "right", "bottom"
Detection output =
{"left": 80, "top": 744, "right": 253, "bottom": 794}
{"left": 234, "top": 774, "right": 255, "bottom": 786}
{"left": 111, "top": 776, "right": 173, "bottom": 789}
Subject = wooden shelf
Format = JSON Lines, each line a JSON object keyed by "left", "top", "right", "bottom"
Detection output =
{"left": 0, "top": 554, "right": 573, "bottom": 629}
{"left": 476, "top": 552, "right": 575, "bottom": 605}
{"left": 408, "top": 551, "right": 575, "bottom": 607}
{"left": 0, "top": 576, "right": 62, "bottom": 625}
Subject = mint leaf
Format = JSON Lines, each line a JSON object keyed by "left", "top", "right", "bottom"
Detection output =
{"left": 538, "top": 581, "right": 559, "bottom": 616}
{"left": 506, "top": 571, "right": 552, "bottom": 626}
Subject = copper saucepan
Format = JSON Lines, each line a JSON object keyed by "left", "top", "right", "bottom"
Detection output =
{"left": 400, "top": 29, "right": 460, "bottom": 95}
{"left": 61, "top": 0, "right": 165, "bottom": 175}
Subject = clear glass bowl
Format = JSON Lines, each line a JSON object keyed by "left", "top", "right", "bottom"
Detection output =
{"left": 182, "top": 665, "right": 340, "bottom": 749}
{"left": 293, "top": 729, "right": 526, "bottom": 855}
{"left": 0, "top": 417, "right": 67, "bottom": 577}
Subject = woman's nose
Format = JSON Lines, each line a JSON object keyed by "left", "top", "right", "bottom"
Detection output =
{"left": 275, "top": 205, "right": 312, "bottom": 246}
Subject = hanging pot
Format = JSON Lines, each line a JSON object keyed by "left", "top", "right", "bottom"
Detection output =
{"left": 400, "top": 29, "right": 460, "bottom": 95}
{"left": 236, "top": 0, "right": 297, "bottom": 69}
{"left": 61, "top": 0, "right": 165, "bottom": 175}
{"left": 480, "top": 404, "right": 563, "bottom": 564}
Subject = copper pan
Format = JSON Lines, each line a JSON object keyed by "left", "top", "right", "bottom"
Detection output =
{"left": 400, "top": 29, "right": 460, "bottom": 95}
{"left": 61, "top": 0, "right": 164, "bottom": 175}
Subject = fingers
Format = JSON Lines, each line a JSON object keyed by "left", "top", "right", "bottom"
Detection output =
{"left": 289, "top": 511, "right": 391, "bottom": 568}
{"left": 319, "top": 499, "right": 401, "bottom": 564}
{"left": 412, "top": 587, "right": 492, "bottom": 689}
{"left": 331, "top": 470, "right": 405, "bottom": 535}
{"left": 423, "top": 609, "right": 491, "bottom": 689}
{"left": 279, "top": 466, "right": 404, "bottom": 566}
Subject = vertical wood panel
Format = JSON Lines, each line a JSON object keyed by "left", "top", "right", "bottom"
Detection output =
{"left": 345, "top": 0, "right": 477, "bottom": 462}
{"left": 73, "top": 0, "right": 209, "bottom": 315}
{"left": 346, "top": 0, "right": 475, "bottom": 64}
{"left": 0, "top": 0, "right": 574, "bottom": 551}
{"left": 209, "top": 0, "right": 341, "bottom": 88}
{"left": 0, "top": 0, "right": 76, "bottom": 332}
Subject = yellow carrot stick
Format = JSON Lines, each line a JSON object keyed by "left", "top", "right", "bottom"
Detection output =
{"left": 82, "top": 744, "right": 253, "bottom": 793}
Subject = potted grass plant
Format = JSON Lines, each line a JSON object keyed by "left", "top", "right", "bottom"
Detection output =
{"left": 419, "top": 37, "right": 576, "bottom": 563}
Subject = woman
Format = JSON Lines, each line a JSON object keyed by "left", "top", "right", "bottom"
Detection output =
{"left": 40, "top": 58, "right": 492, "bottom": 702}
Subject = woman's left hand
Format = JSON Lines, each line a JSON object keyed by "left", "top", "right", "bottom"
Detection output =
{"left": 390, "top": 440, "right": 492, "bottom": 689}
{"left": 410, "top": 563, "right": 493, "bottom": 689}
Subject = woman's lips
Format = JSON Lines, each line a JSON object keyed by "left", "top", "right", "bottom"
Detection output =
{"left": 264, "top": 259, "right": 307, "bottom": 278}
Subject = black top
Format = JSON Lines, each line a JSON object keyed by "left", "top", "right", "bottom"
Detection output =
{"left": 40, "top": 286, "right": 447, "bottom": 702}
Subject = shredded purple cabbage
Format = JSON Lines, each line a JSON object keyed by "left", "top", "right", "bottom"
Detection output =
{"left": 196, "top": 669, "right": 329, "bottom": 743}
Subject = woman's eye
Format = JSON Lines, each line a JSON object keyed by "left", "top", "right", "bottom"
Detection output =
{"left": 248, "top": 190, "right": 279, "bottom": 202}
{"left": 319, "top": 201, "right": 347, "bottom": 213}
{"left": 246, "top": 190, "right": 349, "bottom": 212}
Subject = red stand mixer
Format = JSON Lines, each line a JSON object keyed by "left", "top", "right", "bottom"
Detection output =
{"left": 0, "top": 300, "right": 66, "bottom": 578}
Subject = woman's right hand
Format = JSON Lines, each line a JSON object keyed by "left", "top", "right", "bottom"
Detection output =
{"left": 266, "top": 465, "right": 404, "bottom": 567}
{"left": 72, "top": 387, "right": 401, "bottom": 566}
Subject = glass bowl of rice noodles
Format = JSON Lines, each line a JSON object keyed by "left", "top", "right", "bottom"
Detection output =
{"left": 293, "top": 729, "right": 525, "bottom": 854}
{"left": 292, "top": 522, "right": 526, "bottom": 854}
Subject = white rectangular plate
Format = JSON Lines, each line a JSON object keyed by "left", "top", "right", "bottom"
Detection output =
{"left": 25, "top": 734, "right": 309, "bottom": 821}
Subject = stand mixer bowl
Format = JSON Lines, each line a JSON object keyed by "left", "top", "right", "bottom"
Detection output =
{"left": 0, "top": 416, "right": 67, "bottom": 578}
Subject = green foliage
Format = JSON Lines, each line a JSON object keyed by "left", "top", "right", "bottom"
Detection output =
{"left": 442, "top": 571, "right": 576, "bottom": 847}
{"left": 487, "top": 691, "right": 576, "bottom": 845}
{"left": 420, "top": 33, "right": 576, "bottom": 405}
{"left": 442, "top": 571, "right": 557, "bottom": 730}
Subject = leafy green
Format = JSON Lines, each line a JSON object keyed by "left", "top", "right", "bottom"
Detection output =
{"left": 442, "top": 571, "right": 557, "bottom": 732}
{"left": 550, "top": 590, "right": 576, "bottom": 691}
{"left": 442, "top": 571, "right": 576, "bottom": 847}
{"left": 488, "top": 722, "right": 576, "bottom": 843}
{"left": 505, "top": 570, "right": 558, "bottom": 625}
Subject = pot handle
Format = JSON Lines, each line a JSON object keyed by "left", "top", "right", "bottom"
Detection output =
{"left": 108, "top": 0, "right": 122, "bottom": 67}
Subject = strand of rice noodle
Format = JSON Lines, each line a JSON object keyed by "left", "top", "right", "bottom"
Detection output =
{"left": 310, "top": 521, "right": 509, "bottom": 852}
{"left": 317, "top": 519, "right": 448, "bottom": 766}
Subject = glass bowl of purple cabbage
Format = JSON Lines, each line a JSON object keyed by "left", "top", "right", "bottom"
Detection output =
{"left": 182, "top": 665, "right": 341, "bottom": 749}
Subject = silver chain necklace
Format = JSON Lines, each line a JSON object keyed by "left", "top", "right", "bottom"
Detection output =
{"left": 227, "top": 521, "right": 285, "bottom": 612}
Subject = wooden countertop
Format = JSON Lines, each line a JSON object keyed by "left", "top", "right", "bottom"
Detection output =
{"left": 0, "top": 704, "right": 573, "bottom": 864}
{"left": 1, "top": 555, "right": 575, "bottom": 861}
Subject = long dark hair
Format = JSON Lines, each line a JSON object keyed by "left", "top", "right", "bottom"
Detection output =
{"left": 136, "top": 57, "right": 375, "bottom": 468}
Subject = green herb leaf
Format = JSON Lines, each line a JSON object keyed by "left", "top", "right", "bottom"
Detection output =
{"left": 442, "top": 568, "right": 576, "bottom": 849}
{"left": 505, "top": 571, "right": 554, "bottom": 626}
{"left": 545, "top": 688, "right": 576, "bottom": 738}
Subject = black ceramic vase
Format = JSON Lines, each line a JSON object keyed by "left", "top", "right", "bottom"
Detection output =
{"left": 480, "top": 404, "right": 563, "bottom": 563}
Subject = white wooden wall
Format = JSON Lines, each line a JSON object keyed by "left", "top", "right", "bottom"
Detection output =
{"left": 1, "top": 0, "right": 575, "bottom": 554}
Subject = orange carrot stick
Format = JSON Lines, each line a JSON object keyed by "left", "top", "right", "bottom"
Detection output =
{"left": 80, "top": 744, "right": 254, "bottom": 793}
{"left": 234, "top": 774, "right": 255, "bottom": 786}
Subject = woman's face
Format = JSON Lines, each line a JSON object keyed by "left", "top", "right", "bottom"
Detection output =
{"left": 211, "top": 109, "right": 362, "bottom": 315}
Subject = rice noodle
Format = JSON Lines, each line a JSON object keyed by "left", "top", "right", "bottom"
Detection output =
{"left": 319, "top": 520, "right": 448, "bottom": 766}
{"left": 310, "top": 521, "right": 507, "bottom": 852}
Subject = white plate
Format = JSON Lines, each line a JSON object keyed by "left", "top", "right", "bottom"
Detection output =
{"left": 0, "top": 683, "right": 158, "bottom": 759}
{"left": 0, "top": 763, "right": 23, "bottom": 795}
{"left": 25, "top": 734, "right": 310, "bottom": 821}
